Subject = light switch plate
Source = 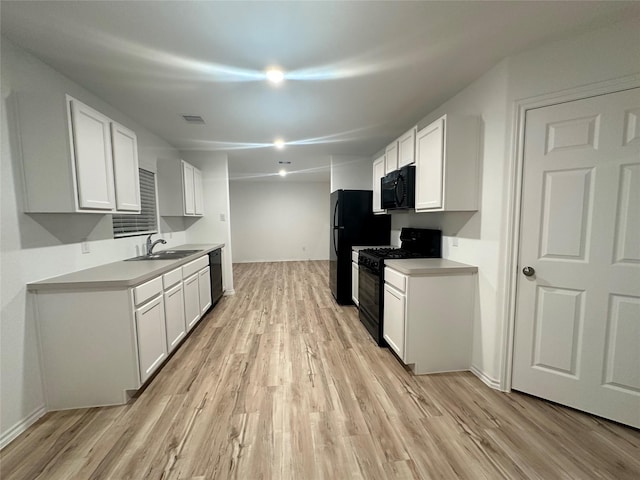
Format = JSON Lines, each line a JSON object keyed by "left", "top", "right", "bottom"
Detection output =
{"left": 81, "top": 241, "right": 90, "bottom": 254}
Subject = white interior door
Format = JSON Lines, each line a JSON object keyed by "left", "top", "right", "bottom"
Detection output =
{"left": 512, "top": 88, "right": 640, "bottom": 428}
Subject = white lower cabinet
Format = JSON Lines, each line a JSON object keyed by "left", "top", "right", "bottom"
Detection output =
{"left": 135, "top": 294, "right": 168, "bottom": 384}
{"left": 182, "top": 256, "right": 211, "bottom": 331}
{"left": 133, "top": 277, "right": 167, "bottom": 384}
{"left": 183, "top": 273, "right": 201, "bottom": 332}
{"left": 164, "top": 282, "right": 186, "bottom": 352}
{"left": 383, "top": 283, "right": 406, "bottom": 358}
{"left": 199, "top": 266, "right": 212, "bottom": 314}
{"left": 351, "top": 250, "right": 360, "bottom": 305}
{"left": 351, "top": 262, "right": 359, "bottom": 305}
{"left": 383, "top": 265, "right": 476, "bottom": 374}
{"left": 33, "top": 253, "right": 215, "bottom": 410}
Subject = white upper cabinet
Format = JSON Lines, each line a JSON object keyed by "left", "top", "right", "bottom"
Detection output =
{"left": 111, "top": 122, "right": 141, "bottom": 212}
{"left": 397, "top": 126, "right": 417, "bottom": 168}
{"left": 383, "top": 126, "right": 415, "bottom": 175}
{"left": 372, "top": 154, "right": 386, "bottom": 214}
{"left": 13, "top": 93, "right": 140, "bottom": 213}
{"left": 182, "top": 161, "right": 196, "bottom": 215}
{"left": 157, "top": 159, "right": 204, "bottom": 217}
{"left": 70, "top": 99, "right": 116, "bottom": 210}
{"left": 415, "top": 118, "right": 444, "bottom": 210}
{"left": 193, "top": 168, "right": 204, "bottom": 215}
{"left": 385, "top": 141, "right": 398, "bottom": 174}
{"left": 415, "top": 114, "right": 479, "bottom": 212}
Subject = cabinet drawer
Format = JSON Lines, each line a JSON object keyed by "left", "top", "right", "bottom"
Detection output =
{"left": 384, "top": 267, "right": 406, "bottom": 293}
{"left": 352, "top": 251, "right": 359, "bottom": 263}
{"left": 182, "top": 255, "right": 208, "bottom": 278}
{"left": 163, "top": 267, "right": 182, "bottom": 290}
{"left": 133, "top": 276, "right": 163, "bottom": 306}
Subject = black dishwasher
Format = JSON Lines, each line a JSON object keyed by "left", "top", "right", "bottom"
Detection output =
{"left": 208, "top": 248, "right": 224, "bottom": 306}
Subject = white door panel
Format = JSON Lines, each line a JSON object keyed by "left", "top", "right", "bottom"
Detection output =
{"left": 614, "top": 164, "right": 640, "bottom": 264}
{"left": 604, "top": 295, "right": 640, "bottom": 393}
{"left": 513, "top": 87, "right": 640, "bottom": 428}
{"left": 532, "top": 286, "right": 584, "bottom": 376}
{"left": 539, "top": 168, "right": 593, "bottom": 260}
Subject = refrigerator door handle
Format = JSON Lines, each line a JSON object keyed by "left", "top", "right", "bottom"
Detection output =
{"left": 333, "top": 228, "right": 339, "bottom": 256}
{"left": 333, "top": 199, "right": 339, "bottom": 228}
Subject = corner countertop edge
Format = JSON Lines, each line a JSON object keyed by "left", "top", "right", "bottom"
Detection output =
{"left": 384, "top": 258, "right": 478, "bottom": 276}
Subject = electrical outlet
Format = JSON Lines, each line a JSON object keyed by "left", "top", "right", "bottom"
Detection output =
{"left": 81, "top": 241, "right": 90, "bottom": 254}
{"left": 219, "top": 213, "right": 226, "bottom": 222}
{"left": 452, "top": 237, "right": 459, "bottom": 247}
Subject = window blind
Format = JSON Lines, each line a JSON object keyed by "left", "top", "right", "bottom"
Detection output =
{"left": 112, "top": 169, "right": 158, "bottom": 238}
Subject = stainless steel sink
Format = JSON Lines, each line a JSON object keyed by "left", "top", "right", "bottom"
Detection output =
{"left": 125, "top": 249, "right": 202, "bottom": 261}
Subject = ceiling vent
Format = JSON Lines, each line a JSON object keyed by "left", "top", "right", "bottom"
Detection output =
{"left": 182, "top": 115, "right": 205, "bottom": 125}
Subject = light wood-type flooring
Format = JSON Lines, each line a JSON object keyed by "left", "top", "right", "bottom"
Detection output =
{"left": 2, "top": 261, "right": 639, "bottom": 479}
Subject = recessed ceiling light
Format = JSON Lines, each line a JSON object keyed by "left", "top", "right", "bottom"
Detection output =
{"left": 274, "top": 138, "right": 285, "bottom": 149}
{"left": 279, "top": 169, "right": 287, "bottom": 177}
{"left": 266, "top": 67, "right": 285, "bottom": 85}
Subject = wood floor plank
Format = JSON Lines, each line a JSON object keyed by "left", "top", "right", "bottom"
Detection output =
{"left": 2, "top": 260, "right": 639, "bottom": 480}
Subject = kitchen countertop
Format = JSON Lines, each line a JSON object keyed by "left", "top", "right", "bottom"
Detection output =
{"left": 27, "top": 244, "right": 224, "bottom": 292}
{"left": 384, "top": 258, "right": 478, "bottom": 276}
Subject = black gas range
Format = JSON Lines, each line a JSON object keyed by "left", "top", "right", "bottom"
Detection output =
{"left": 357, "top": 228, "right": 442, "bottom": 345}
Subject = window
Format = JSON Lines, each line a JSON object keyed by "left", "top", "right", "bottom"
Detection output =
{"left": 112, "top": 169, "right": 158, "bottom": 238}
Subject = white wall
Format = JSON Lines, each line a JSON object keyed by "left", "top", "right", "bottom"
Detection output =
{"left": 330, "top": 155, "right": 373, "bottom": 192}
{"left": 229, "top": 181, "right": 330, "bottom": 262}
{"left": 390, "top": 59, "right": 510, "bottom": 385}
{"left": 389, "top": 16, "right": 640, "bottom": 387}
{"left": 0, "top": 38, "right": 186, "bottom": 446}
{"left": 180, "top": 151, "right": 235, "bottom": 294}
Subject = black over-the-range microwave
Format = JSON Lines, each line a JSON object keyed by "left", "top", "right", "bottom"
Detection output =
{"left": 381, "top": 164, "right": 416, "bottom": 210}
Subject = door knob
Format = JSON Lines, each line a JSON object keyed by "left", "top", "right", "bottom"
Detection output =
{"left": 522, "top": 266, "right": 535, "bottom": 277}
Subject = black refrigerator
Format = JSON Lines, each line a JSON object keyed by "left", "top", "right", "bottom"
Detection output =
{"left": 330, "top": 190, "right": 390, "bottom": 305}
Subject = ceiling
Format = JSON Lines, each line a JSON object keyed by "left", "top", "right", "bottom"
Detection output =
{"left": 2, "top": 1, "right": 639, "bottom": 182}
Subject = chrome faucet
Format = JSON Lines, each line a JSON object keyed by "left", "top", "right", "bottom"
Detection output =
{"left": 146, "top": 234, "right": 167, "bottom": 256}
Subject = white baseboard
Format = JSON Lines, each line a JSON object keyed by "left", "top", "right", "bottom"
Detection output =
{"left": 0, "top": 405, "right": 46, "bottom": 450}
{"left": 470, "top": 365, "right": 502, "bottom": 391}
{"left": 223, "top": 289, "right": 235, "bottom": 296}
